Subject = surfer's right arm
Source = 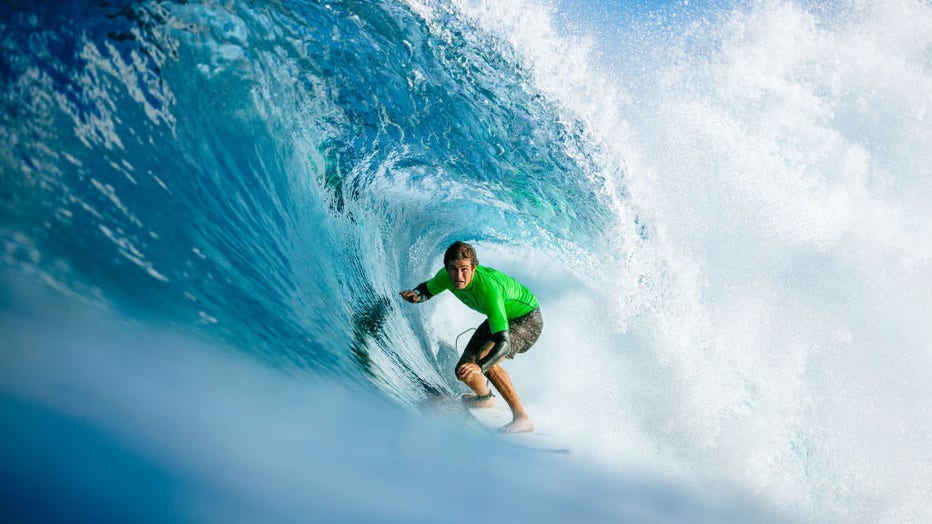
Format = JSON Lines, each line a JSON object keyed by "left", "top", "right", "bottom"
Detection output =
{"left": 399, "top": 282, "right": 433, "bottom": 303}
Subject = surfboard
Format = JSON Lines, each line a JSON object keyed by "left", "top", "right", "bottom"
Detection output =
{"left": 466, "top": 401, "right": 570, "bottom": 455}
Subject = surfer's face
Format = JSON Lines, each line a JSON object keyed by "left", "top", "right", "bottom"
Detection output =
{"left": 447, "top": 259, "right": 475, "bottom": 289}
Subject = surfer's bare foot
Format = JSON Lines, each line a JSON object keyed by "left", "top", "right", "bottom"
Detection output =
{"left": 499, "top": 417, "right": 534, "bottom": 434}
{"left": 461, "top": 392, "right": 494, "bottom": 409}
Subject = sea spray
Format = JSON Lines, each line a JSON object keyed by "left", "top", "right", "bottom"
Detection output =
{"left": 450, "top": 0, "right": 932, "bottom": 521}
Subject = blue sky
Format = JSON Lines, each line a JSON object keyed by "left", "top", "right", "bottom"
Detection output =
{"left": 552, "top": 0, "right": 733, "bottom": 42}
{"left": 556, "top": 0, "right": 727, "bottom": 19}
{"left": 549, "top": 0, "right": 731, "bottom": 75}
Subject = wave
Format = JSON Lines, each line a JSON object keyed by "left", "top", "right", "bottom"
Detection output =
{"left": 2, "top": 0, "right": 931, "bottom": 522}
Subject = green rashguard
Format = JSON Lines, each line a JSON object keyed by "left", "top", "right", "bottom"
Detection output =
{"left": 414, "top": 265, "right": 538, "bottom": 372}
{"left": 424, "top": 265, "right": 538, "bottom": 333}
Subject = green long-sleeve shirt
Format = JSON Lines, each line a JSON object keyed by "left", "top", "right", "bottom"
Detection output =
{"left": 425, "top": 265, "right": 538, "bottom": 333}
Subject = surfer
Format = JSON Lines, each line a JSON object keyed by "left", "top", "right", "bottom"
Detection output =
{"left": 400, "top": 241, "right": 542, "bottom": 433}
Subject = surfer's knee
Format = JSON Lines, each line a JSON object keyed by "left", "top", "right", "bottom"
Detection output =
{"left": 455, "top": 361, "right": 481, "bottom": 383}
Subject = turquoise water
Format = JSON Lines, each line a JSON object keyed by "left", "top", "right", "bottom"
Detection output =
{"left": 2, "top": 1, "right": 930, "bottom": 522}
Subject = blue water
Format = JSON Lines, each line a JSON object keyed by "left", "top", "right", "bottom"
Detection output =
{"left": 2, "top": 0, "right": 931, "bottom": 522}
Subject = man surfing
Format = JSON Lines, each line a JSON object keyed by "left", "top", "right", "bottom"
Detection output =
{"left": 400, "top": 241, "right": 543, "bottom": 433}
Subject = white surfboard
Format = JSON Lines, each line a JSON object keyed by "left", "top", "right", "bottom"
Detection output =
{"left": 467, "top": 401, "right": 570, "bottom": 454}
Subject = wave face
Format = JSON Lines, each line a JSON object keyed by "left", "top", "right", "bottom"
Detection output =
{"left": 2, "top": 0, "right": 931, "bottom": 522}
{"left": 1, "top": 0, "right": 612, "bottom": 390}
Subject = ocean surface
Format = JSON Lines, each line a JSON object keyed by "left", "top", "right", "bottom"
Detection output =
{"left": 2, "top": 0, "right": 931, "bottom": 522}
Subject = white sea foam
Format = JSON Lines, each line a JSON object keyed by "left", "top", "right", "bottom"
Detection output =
{"left": 0, "top": 276, "right": 783, "bottom": 523}
{"left": 452, "top": 0, "right": 932, "bottom": 522}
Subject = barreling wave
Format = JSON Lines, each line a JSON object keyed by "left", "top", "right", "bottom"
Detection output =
{"left": 3, "top": 1, "right": 931, "bottom": 522}
{"left": 1, "top": 0, "right": 622, "bottom": 402}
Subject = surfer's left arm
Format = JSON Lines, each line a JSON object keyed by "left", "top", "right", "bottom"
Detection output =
{"left": 476, "top": 330, "right": 511, "bottom": 373}
{"left": 473, "top": 292, "right": 511, "bottom": 373}
{"left": 457, "top": 329, "right": 511, "bottom": 379}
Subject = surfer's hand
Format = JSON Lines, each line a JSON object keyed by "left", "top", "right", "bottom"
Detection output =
{"left": 399, "top": 290, "right": 420, "bottom": 303}
{"left": 456, "top": 362, "right": 481, "bottom": 380}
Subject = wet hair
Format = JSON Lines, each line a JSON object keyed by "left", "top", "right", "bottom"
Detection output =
{"left": 444, "top": 241, "right": 478, "bottom": 268}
